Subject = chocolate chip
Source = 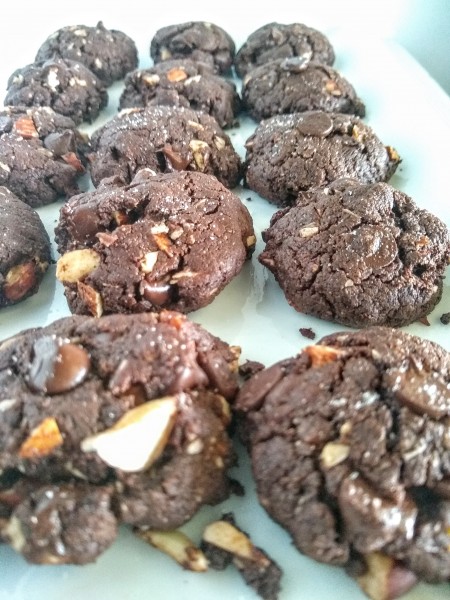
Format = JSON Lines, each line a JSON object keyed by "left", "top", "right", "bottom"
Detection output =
{"left": 296, "top": 112, "right": 333, "bottom": 137}
{"left": 349, "top": 226, "right": 398, "bottom": 269}
{"left": 162, "top": 144, "right": 190, "bottom": 170}
{"left": 235, "top": 363, "right": 285, "bottom": 411}
{"left": 198, "top": 350, "right": 238, "bottom": 400}
{"left": 44, "top": 130, "right": 76, "bottom": 157}
{"left": 27, "top": 336, "right": 90, "bottom": 394}
{"left": 141, "top": 281, "right": 172, "bottom": 306}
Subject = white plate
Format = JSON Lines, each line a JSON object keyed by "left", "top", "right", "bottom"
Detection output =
{"left": 0, "top": 20, "right": 449, "bottom": 600}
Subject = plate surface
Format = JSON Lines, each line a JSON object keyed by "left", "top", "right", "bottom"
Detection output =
{"left": 0, "top": 19, "right": 449, "bottom": 600}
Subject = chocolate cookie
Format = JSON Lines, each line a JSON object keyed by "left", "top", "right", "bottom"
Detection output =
{"left": 4, "top": 58, "right": 108, "bottom": 125}
{"left": 235, "top": 22, "right": 335, "bottom": 78}
{"left": 55, "top": 169, "right": 255, "bottom": 316}
{"left": 235, "top": 326, "right": 450, "bottom": 586}
{"left": 260, "top": 179, "right": 450, "bottom": 327}
{"left": 119, "top": 60, "right": 241, "bottom": 128}
{"left": 0, "top": 186, "right": 51, "bottom": 307}
{"left": 0, "top": 106, "right": 89, "bottom": 207}
{"left": 35, "top": 21, "right": 138, "bottom": 86}
{"left": 242, "top": 57, "right": 365, "bottom": 121}
{"left": 150, "top": 22, "right": 235, "bottom": 75}
{"left": 244, "top": 112, "right": 401, "bottom": 205}
{"left": 89, "top": 105, "right": 242, "bottom": 188}
{"left": 0, "top": 310, "right": 239, "bottom": 564}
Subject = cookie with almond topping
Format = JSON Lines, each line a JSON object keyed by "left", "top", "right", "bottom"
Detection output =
{"left": 0, "top": 310, "right": 239, "bottom": 563}
{"left": 89, "top": 105, "right": 242, "bottom": 188}
{"left": 244, "top": 111, "right": 400, "bottom": 205}
{"left": 0, "top": 186, "right": 51, "bottom": 307}
{"left": 4, "top": 58, "right": 108, "bottom": 125}
{"left": 35, "top": 22, "right": 138, "bottom": 86}
{"left": 119, "top": 59, "right": 241, "bottom": 128}
{"left": 259, "top": 179, "right": 450, "bottom": 327}
{"left": 55, "top": 169, "right": 255, "bottom": 315}
{"left": 0, "top": 106, "right": 89, "bottom": 207}
{"left": 235, "top": 326, "right": 450, "bottom": 588}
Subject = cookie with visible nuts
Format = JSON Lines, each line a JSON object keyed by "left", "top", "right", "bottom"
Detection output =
{"left": 150, "top": 22, "right": 235, "bottom": 75}
{"left": 244, "top": 112, "right": 400, "bottom": 205}
{"left": 35, "top": 21, "right": 138, "bottom": 86}
{"left": 89, "top": 105, "right": 242, "bottom": 188}
{"left": 235, "top": 22, "right": 335, "bottom": 78}
{"left": 0, "top": 106, "right": 89, "bottom": 207}
{"left": 235, "top": 326, "right": 450, "bottom": 593}
{"left": 259, "top": 179, "right": 450, "bottom": 327}
{"left": 0, "top": 310, "right": 240, "bottom": 564}
{"left": 242, "top": 57, "right": 365, "bottom": 121}
{"left": 0, "top": 186, "right": 51, "bottom": 307}
{"left": 119, "top": 59, "right": 241, "bottom": 128}
{"left": 5, "top": 58, "right": 108, "bottom": 125}
{"left": 55, "top": 169, "right": 255, "bottom": 316}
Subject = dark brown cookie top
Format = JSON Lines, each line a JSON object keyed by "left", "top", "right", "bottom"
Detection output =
{"left": 55, "top": 170, "right": 255, "bottom": 315}
{"left": 119, "top": 59, "right": 241, "bottom": 129}
{"left": 35, "top": 21, "right": 138, "bottom": 86}
{"left": 89, "top": 105, "right": 242, "bottom": 188}
{"left": 235, "top": 22, "right": 335, "bottom": 78}
{"left": 4, "top": 58, "right": 108, "bottom": 125}
{"left": 150, "top": 22, "right": 235, "bottom": 75}
{"left": 0, "top": 311, "right": 238, "bottom": 562}
{"left": 235, "top": 326, "right": 450, "bottom": 583}
{"left": 259, "top": 179, "right": 450, "bottom": 327}
{"left": 244, "top": 111, "right": 401, "bottom": 205}
{"left": 242, "top": 57, "right": 365, "bottom": 121}
{"left": 0, "top": 106, "right": 89, "bottom": 207}
{"left": 0, "top": 186, "right": 51, "bottom": 307}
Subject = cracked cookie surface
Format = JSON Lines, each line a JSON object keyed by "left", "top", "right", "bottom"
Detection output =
{"left": 0, "top": 311, "right": 238, "bottom": 563}
{"left": 5, "top": 58, "right": 108, "bottom": 125}
{"left": 35, "top": 21, "right": 138, "bottom": 86}
{"left": 55, "top": 169, "right": 254, "bottom": 315}
{"left": 244, "top": 111, "right": 400, "bottom": 205}
{"left": 259, "top": 179, "right": 450, "bottom": 327}
{"left": 235, "top": 22, "right": 335, "bottom": 78}
{"left": 89, "top": 105, "right": 242, "bottom": 188}
{"left": 235, "top": 326, "right": 450, "bottom": 584}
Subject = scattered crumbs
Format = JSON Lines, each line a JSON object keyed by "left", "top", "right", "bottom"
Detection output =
{"left": 440, "top": 312, "right": 450, "bottom": 325}
{"left": 246, "top": 197, "right": 252, "bottom": 202}
{"left": 417, "top": 316, "right": 430, "bottom": 326}
{"left": 239, "top": 359, "right": 265, "bottom": 379}
{"left": 299, "top": 327, "right": 316, "bottom": 340}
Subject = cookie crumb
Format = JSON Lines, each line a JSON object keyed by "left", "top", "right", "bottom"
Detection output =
{"left": 299, "top": 327, "right": 316, "bottom": 340}
{"left": 418, "top": 316, "right": 431, "bottom": 326}
{"left": 440, "top": 312, "right": 450, "bottom": 325}
{"left": 239, "top": 360, "right": 265, "bottom": 379}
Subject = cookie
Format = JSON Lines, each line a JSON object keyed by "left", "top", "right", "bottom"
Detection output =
{"left": 244, "top": 112, "right": 401, "bottom": 205}
{"left": 55, "top": 169, "right": 255, "bottom": 316}
{"left": 35, "top": 21, "right": 138, "bottom": 86}
{"left": 235, "top": 22, "right": 335, "bottom": 78}
{"left": 89, "top": 105, "right": 242, "bottom": 188}
{"left": 0, "top": 106, "right": 89, "bottom": 207}
{"left": 0, "top": 310, "right": 239, "bottom": 564}
{"left": 119, "top": 59, "right": 241, "bottom": 128}
{"left": 242, "top": 57, "right": 365, "bottom": 121}
{"left": 235, "top": 326, "right": 450, "bottom": 586}
{"left": 4, "top": 58, "right": 108, "bottom": 125}
{"left": 260, "top": 179, "right": 450, "bottom": 327}
{"left": 150, "top": 22, "right": 235, "bottom": 75}
{"left": 0, "top": 186, "right": 51, "bottom": 307}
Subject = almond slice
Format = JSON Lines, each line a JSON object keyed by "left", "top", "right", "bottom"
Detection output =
{"left": 56, "top": 249, "right": 101, "bottom": 283}
{"left": 202, "top": 520, "right": 268, "bottom": 564}
{"left": 135, "top": 529, "right": 208, "bottom": 571}
{"left": 304, "top": 345, "right": 343, "bottom": 367}
{"left": 18, "top": 417, "right": 63, "bottom": 458}
{"left": 80, "top": 396, "right": 178, "bottom": 472}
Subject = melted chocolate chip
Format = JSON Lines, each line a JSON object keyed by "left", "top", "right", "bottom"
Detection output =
{"left": 198, "top": 350, "right": 238, "bottom": 400}
{"left": 296, "top": 112, "right": 333, "bottom": 137}
{"left": 44, "top": 130, "right": 76, "bottom": 157}
{"left": 349, "top": 226, "right": 398, "bottom": 269}
{"left": 141, "top": 282, "right": 172, "bottom": 306}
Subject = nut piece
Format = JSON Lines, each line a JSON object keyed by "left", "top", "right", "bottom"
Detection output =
{"left": 135, "top": 529, "right": 208, "bottom": 572}
{"left": 325, "top": 80, "right": 342, "bottom": 96}
{"left": 299, "top": 224, "right": 319, "bottom": 238}
{"left": 80, "top": 396, "right": 178, "bottom": 472}
{"left": 153, "top": 232, "right": 173, "bottom": 255}
{"left": 139, "top": 251, "right": 159, "bottom": 273}
{"left": 3, "top": 262, "right": 37, "bottom": 302}
{"left": 142, "top": 73, "right": 160, "bottom": 86}
{"left": 166, "top": 67, "right": 188, "bottom": 82}
{"left": 77, "top": 281, "right": 103, "bottom": 317}
{"left": 61, "top": 152, "right": 84, "bottom": 172}
{"left": 213, "top": 136, "right": 226, "bottom": 150}
{"left": 304, "top": 345, "right": 343, "bottom": 367}
{"left": 18, "top": 417, "right": 63, "bottom": 459}
{"left": 13, "top": 117, "right": 38, "bottom": 139}
{"left": 386, "top": 146, "right": 400, "bottom": 162}
{"left": 202, "top": 520, "right": 268, "bottom": 563}
{"left": 246, "top": 235, "right": 256, "bottom": 248}
{"left": 189, "top": 140, "right": 210, "bottom": 171}
{"left": 320, "top": 441, "right": 350, "bottom": 469}
{"left": 356, "top": 553, "right": 418, "bottom": 600}
{"left": 56, "top": 249, "right": 101, "bottom": 283}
